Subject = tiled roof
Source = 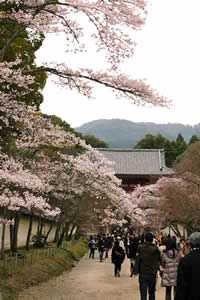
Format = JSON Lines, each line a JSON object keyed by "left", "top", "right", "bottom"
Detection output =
{"left": 96, "top": 148, "right": 174, "bottom": 176}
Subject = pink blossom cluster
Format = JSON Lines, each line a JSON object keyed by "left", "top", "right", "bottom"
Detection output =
{"left": 126, "top": 176, "right": 183, "bottom": 228}
{"left": 0, "top": 152, "right": 61, "bottom": 224}
{"left": 0, "top": 60, "right": 34, "bottom": 102}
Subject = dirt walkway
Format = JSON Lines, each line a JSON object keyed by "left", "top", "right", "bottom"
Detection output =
{"left": 19, "top": 251, "right": 166, "bottom": 300}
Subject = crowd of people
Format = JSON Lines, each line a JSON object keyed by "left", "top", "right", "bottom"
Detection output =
{"left": 88, "top": 230, "right": 200, "bottom": 300}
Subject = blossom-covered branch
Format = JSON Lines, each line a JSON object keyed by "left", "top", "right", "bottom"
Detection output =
{"left": 0, "top": 0, "right": 170, "bottom": 107}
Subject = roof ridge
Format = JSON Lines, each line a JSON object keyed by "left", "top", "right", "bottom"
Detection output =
{"left": 96, "top": 148, "right": 164, "bottom": 152}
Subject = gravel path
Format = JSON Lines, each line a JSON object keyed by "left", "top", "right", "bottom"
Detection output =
{"left": 18, "top": 251, "right": 166, "bottom": 300}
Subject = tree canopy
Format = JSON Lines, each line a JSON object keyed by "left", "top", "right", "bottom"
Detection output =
{"left": 0, "top": 0, "right": 170, "bottom": 107}
{"left": 83, "top": 135, "right": 109, "bottom": 148}
{"left": 0, "top": 16, "right": 47, "bottom": 108}
{"left": 134, "top": 133, "right": 190, "bottom": 167}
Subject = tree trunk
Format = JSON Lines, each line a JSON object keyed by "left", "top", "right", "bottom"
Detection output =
{"left": 39, "top": 219, "right": 44, "bottom": 235}
{"left": 1, "top": 224, "right": 6, "bottom": 259}
{"left": 74, "top": 226, "right": 80, "bottom": 240}
{"left": 1, "top": 208, "right": 8, "bottom": 259}
{"left": 184, "top": 224, "right": 194, "bottom": 236}
{"left": 53, "top": 223, "right": 61, "bottom": 243}
{"left": 57, "top": 224, "right": 70, "bottom": 248}
{"left": 11, "top": 211, "right": 21, "bottom": 254}
{"left": 26, "top": 214, "right": 33, "bottom": 251}
{"left": 43, "top": 222, "right": 54, "bottom": 245}
{"left": 10, "top": 223, "right": 14, "bottom": 252}
{"left": 66, "top": 225, "right": 75, "bottom": 241}
{"left": 170, "top": 223, "right": 182, "bottom": 238}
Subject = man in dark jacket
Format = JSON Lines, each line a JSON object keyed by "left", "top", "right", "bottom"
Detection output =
{"left": 175, "top": 232, "right": 200, "bottom": 300}
{"left": 124, "top": 232, "right": 131, "bottom": 256}
{"left": 137, "top": 232, "right": 161, "bottom": 300}
{"left": 129, "top": 235, "right": 139, "bottom": 277}
{"left": 111, "top": 240, "right": 125, "bottom": 277}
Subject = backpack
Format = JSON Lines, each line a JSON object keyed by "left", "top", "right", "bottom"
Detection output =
{"left": 88, "top": 241, "right": 92, "bottom": 248}
{"left": 115, "top": 249, "right": 125, "bottom": 262}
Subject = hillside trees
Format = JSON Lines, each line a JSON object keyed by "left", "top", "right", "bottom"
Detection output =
{"left": 175, "top": 141, "right": 200, "bottom": 177}
{"left": 188, "top": 135, "right": 199, "bottom": 145}
{"left": 175, "top": 133, "right": 187, "bottom": 159}
{"left": 162, "top": 140, "right": 177, "bottom": 168}
{"left": 76, "top": 120, "right": 200, "bottom": 149}
{"left": 134, "top": 133, "right": 189, "bottom": 167}
{"left": 134, "top": 134, "right": 166, "bottom": 149}
{"left": 83, "top": 135, "right": 109, "bottom": 148}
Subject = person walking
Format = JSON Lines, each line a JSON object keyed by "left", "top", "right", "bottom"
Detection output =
{"left": 175, "top": 232, "right": 200, "bottom": 300}
{"left": 88, "top": 235, "right": 96, "bottom": 259}
{"left": 160, "top": 238, "right": 180, "bottom": 300}
{"left": 159, "top": 237, "right": 167, "bottom": 254}
{"left": 137, "top": 232, "right": 161, "bottom": 300}
{"left": 129, "top": 235, "right": 139, "bottom": 277}
{"left": 124, "top": 232, "right": 131, "bottom": 257}
{"left": 104, "top": 234, "right": 110, "bottom": 259}
{"left": 97, "top": 236, "right": 104, "bottom": 262}
{"left": 116, "top": 236, "right": 125, "bottom": 250}
{"left": 111, "top": 240, "right": 125, "bottom": 277}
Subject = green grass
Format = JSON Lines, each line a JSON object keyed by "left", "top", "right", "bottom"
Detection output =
{"left": 0, "top": 240, "right": 88, "bottom": 300}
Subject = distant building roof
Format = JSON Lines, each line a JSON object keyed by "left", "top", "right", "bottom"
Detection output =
{"left": 96, "top": 148, "right": 174, "bottom": 176}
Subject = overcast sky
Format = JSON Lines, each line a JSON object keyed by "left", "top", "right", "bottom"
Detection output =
{"left": 36, "top": 0, "right": 200, "bottom": 129}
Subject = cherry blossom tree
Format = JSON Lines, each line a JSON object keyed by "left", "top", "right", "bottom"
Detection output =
{"left": 0, "top": 0, "right": 170, "bottom": 107}
{"left": 0, "top": 94, "right": 131, "bottom": 248}
{"left": 158, "top": 141, "right": 200, "bottom": 235}
{"left": 124, "top": 177, "right": 183, "bottom": 234}
{"left": 0, "top": 97, "right": 73, "bottom": 252}
{"left": 0, "top": 94, "right": 136, "bottom": 245}
{"left": 38, "top": 145, "right": 132, "bottom": 245}
{"left": 0, "top": 151, "right": 61, "bottom": 255}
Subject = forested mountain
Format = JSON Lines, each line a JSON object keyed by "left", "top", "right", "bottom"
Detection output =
{"left": 75, "top": 119, "right": 200, "bottom": 149}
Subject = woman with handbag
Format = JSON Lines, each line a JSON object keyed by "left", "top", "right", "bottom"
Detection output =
{"left": 160, "top": 238, "right": 180, "bottom": 300}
